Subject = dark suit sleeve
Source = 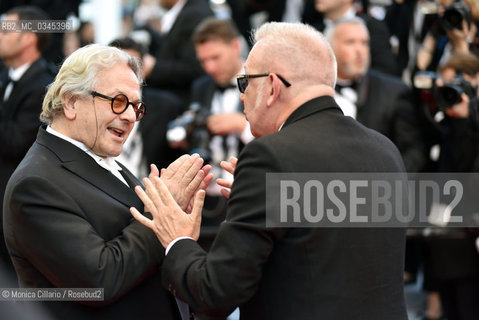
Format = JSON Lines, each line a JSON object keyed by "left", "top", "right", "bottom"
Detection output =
{"left": 7, "top": 175, "right": 164, "bottom": 305}
{"left": 161, "top": 140, "right": 286, "bottom": 317}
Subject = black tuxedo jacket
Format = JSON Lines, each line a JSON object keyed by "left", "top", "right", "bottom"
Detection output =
{"left": 146, "top": 0, "right": 213, "bottom": 101}
{"left": 3, "top": 127, "right": 180, "bottom": 320}
{"left": 355, "top": 69, "right": 426, "bottom": 172}
{"left": 162, "top": 96, "right": 408, "bottom": 319}
{"left": 0, "top": 58, "right": 54, "bottom": 208}
{"left": 0, "top": 58, "right": 54, "bottom": 275}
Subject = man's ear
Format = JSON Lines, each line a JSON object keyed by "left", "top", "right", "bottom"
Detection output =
{"left": 231, "top": 38, "right": 241, "bottom": 56}
{"left": 61, "top": 93, "right": 78, "bottom": 120}
{"left": 266, "top": 74, "right": 281, "bottom": 107}
{"left": 19, "top": 32, "right": 36, "bottom": 50}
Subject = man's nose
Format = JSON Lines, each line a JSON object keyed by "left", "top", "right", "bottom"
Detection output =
{"left": 120, "top": 104, "right": 138, "bottom": 122}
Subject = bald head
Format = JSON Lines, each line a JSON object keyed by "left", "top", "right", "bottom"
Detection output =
{"left": 250, "top": 22, "right": 337, "bottom": 89}
{"left": 240, "top": 22, "right": 337, "bottom": 137}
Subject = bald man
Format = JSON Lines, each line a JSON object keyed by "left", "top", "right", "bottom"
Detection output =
{"left": 132, "top": 22, "right": 408, "bottom": 320}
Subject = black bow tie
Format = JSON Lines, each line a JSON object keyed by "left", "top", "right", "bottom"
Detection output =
{"left": 335, "top": 81, "right": 358, "bottom": 93}
{"left": 216, "top": 83, "right": 237, "bottom": 93}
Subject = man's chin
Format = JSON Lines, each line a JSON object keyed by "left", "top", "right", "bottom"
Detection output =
{"left": 93, "top": 147, "right": 123, "bottom": 159}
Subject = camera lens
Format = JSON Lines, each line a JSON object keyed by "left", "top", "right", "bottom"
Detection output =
{"left": 444, "top": 9, "right": 463, "bottom": 29}
{"left": 436, "top": 85, "right": 462, "bottom": 109}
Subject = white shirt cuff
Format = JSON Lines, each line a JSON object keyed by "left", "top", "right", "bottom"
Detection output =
{"left": 165, "top": 236, "right": 194, "bottom": 255}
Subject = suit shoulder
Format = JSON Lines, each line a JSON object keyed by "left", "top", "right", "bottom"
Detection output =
{"left": 18, "top": 61, "right": 54, "bottom": 94}
{"left": 29, "top": 58, "right": 55, "bottom": 79}
{"left": 17, "top": 146, "right": 53, "bottom": 169}
{"left": 6, "top": 145, "right": 63, "bottom": 204}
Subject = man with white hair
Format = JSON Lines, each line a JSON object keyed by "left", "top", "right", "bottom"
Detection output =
{"left": 131, "top": 22, "right": 408, "bottom": 319}
{"left": 3, "top": 44, "right": 210, "bottom": 320}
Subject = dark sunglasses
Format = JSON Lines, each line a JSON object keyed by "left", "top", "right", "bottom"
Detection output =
{"left": 91, "top": 91, "right": 146, "bottom": 121}
{"left": 236, "top": 73, "right": 291, "bottom": 93}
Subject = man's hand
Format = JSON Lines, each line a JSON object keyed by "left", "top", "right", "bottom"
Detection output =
{"left": 444, "top": 93, "right": 470, "bottom": 118}
{"left": 216, "top": 156, "right": 238, "bottom": 199}
{"left": 130, "top": 177, "right": 206, "bottom": 248}
{"left": 150, "top": 154, "right": 213, "bottom": 212}
{"left": 207, "top": 113, "right": 247, "bottom": 135}
{"left": 446, "top": 20, "right": 472, "bottom": 53}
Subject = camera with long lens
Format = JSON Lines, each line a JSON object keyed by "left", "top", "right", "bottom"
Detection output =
{"left": 439, "top": 1, "right": 471, "bottom": 31}
{"left": 166, "top": 102, "right": 212, "bottom": 162}
{"left": 414, "top": 71, "right": 477, "bottom": 110}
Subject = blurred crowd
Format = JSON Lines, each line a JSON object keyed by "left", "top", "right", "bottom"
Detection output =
{"left": 1, "top": 0, "right": 479, "bottom": 319}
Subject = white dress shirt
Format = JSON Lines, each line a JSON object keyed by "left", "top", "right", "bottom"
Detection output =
{"left": 160, "top": 0, "right": 186, "bottom": 34}
{"left": 3, "top": 63, "right": 31, "bottom": 102}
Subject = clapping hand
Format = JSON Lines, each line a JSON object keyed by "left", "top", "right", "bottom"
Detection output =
{"left": 131, "top": 176, "right": 206, "bottom": 247}
{"left": 148, "top": 154, "right": 213, "bottom": 213}
{"left": 216, "top": 156, "right": 238, "bottom": 199}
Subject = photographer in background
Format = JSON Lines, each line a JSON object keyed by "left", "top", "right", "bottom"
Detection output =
{"left": 414, "top": 51, "right": 479, "bottom": 320}
{"left": 416, "top": 0, "right": 478, "bottom": 72}
{"left": 436, "top": 53, "right": 479, "bottom": 171}
{"left": 415, "top": 51, "right": 479, "bottom": 169}
{"left": 167, "top": 18, "right": 253, "bottom": 251}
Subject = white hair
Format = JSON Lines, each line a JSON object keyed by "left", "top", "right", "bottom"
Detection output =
{"left": 41, "top": 44, "right": 141, "bottom": 124}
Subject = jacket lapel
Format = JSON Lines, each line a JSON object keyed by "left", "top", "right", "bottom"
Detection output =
{"left": 37, "top": 127, "right": 143, "bottom": 209}
{"left": 4, "top": 58, "right": 47, "bottom": 108}
{"left": 0, "top": 71, "right": 8, "bottom": 106}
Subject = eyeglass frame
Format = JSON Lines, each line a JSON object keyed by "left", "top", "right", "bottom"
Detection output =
{"left": 90, "top": 91, "right": 147, "bottom": 121}
{"left": 236, "top": 73, "right": 291, "bottom": 93}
